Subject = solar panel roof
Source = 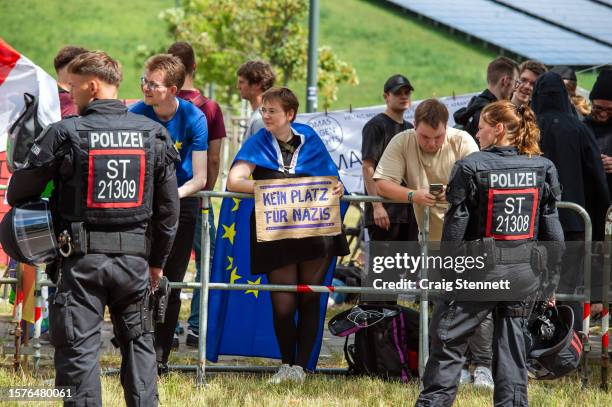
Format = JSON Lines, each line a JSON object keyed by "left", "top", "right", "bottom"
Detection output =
{"left": 386, "top": 0, "right": 612, "bottom": 66}
{"left": 495, "top": 0, "right": 612, "bottom": 46}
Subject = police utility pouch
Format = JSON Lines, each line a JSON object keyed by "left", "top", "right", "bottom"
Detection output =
{"left": 70, "top": 222, "right": 87, "bottom": 256}
{"left": 48, "top": 291, "right": 76, "bottom": 347}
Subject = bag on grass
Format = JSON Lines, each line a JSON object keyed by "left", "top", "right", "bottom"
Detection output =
{"left": 328, "top": 304, "right": 419, "bottom": 382}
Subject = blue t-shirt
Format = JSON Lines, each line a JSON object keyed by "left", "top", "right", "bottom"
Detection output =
{"left": 130, "top": 98, "right": 208, "bottom": 187}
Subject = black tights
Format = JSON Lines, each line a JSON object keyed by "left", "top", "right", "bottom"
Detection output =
{"left": 267, "top": 256, "right": 333, "bottom": 369}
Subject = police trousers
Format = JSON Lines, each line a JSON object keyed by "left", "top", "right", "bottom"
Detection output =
{"left": 50, "top": 254, "right": 157, "bottom": 407}
{"left": 415, "top": 299, "right": 532, "bottom": 407}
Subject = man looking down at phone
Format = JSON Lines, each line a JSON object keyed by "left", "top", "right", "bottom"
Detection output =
{"left": 374, "top": 99, "right": 478, "bottom": 241}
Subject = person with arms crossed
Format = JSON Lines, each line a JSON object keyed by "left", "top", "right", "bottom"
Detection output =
{"left": 130, "top": 53, "right": 208, "bottom": 373}
{"left": 167, "top": 41, "right": 227, "bottom": 347}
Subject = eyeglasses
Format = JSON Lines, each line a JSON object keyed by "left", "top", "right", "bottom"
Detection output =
{"left": 140, "top": 76, "right": 166, "bottom": 91}
{"left": 518, "top": 77, "right": 535, "bottom": 88}
{"left": 513, "top": 78, "right": 522, "bottom": 89}
{"left": 592, "top": 104, "right": 612, "bottom": 117}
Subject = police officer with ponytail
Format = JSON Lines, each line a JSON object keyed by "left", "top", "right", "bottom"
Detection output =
{"left": 6, "top": 51, "right": 179, "bottom": 406}
{"left": 415, "top": 101, "right": 564, "bottom": 407}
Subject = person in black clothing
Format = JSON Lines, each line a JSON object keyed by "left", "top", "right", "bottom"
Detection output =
{"left": 584, "top": 69, "right": 612, "bottom": 196}
{"left": 454, "top": 56, "right": 519, "bottom": 140}
{"left": 227, "top": 87, "right": 349, "bottom": 384}
{"left": 6, "top": 51, "right": 179, "bottom": 407}
{"left": 532, "top": 72, "right": 610, "bottom": 241}
{"left": 532, "top": 71, "right": 610, "bottom": 329}
{"left": 362, "top": 74, "right": 418, "bottom": 241}
{"left": 415, "top": 100, "right": 564, "bottom": 407}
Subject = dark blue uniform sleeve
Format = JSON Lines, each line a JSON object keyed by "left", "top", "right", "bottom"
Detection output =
{"left": 537, "top": 164, "right": 564, "bottom": 242}
{"left": 442, "top": 162, "right": 476, "bottom": 241}
{"left": 148, "top": 129, "right": 180, "bottom": 269}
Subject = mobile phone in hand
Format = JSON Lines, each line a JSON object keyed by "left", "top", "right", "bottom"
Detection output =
{"left": 429, "top": 183, "right": 444, "bottom": 195}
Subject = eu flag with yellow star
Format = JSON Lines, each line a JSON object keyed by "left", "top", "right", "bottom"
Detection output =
{"left": 206, "top": 123, "right": 347, "bottom": 370}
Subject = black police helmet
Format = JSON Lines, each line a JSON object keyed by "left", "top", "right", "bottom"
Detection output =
{"left": 527, "top": 305, "right": 582, "bottom": 380}
{"left": 0, "top": 200, "right": 57, "bottom": 265}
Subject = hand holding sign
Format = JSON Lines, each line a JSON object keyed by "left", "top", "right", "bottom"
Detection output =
{"left": 254, "top": 176, "right": 342, "bottom": 242}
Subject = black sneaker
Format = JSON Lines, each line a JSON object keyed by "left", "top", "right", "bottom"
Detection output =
{"left": 171, "top": 333, "right": 179, "bottom": 349}
{"left": 157, "top": 362, "right": 169, "bottom": 376}
{"left": 175, "top": 325, "right": 185, "bottom": 335}
{"left": 186, "top": 329, "right": 199, "bottom": 348}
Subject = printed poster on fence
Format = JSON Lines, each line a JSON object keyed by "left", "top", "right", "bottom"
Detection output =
{"left": 254, "top": 176, "right": 341, "bottom": 242}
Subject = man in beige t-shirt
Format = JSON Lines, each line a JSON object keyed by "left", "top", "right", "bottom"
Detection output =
{"left": 374, "top": 98, "right": 478, "bottom": 241}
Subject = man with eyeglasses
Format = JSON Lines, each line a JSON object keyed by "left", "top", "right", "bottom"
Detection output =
{"left": 454, "top": 56, "right": 519, "bottom": 142}
{"left": 585, "top": 69, "right": 612, "bottom": 196}
{"left": 130, "top": 53, "right": 208, "bottom": 374}
{"left": 511, "top": 60, "right": 547, "bottom": 108}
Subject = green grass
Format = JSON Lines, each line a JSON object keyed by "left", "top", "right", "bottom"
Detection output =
{"left": 0, "top": 357, "right": 611, "bottom": 406}
{"left": 0, "top": 0, "right": 174, "bottom": 98}
{"left": 0, "top": 0, "right": 597, "bottom": 107}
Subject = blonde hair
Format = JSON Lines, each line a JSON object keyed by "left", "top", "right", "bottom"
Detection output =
{"left": 564, "top": 80, "right": 591, "bottom": 116}
{"left": 481, "top": 100, "right": 542, "bottom": 156}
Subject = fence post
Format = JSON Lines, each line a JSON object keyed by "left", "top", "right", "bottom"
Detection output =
{"left": 196, "top": 196, "right": 212, "bottom": 387}
{"left": 601, "top": 206, "right": 611, "bottom": 390}
{"left": 418, "top": 207, "right": 430, "bottom": 380}
{"left": 33, "top": 264, "right": 43, "bottom": 372}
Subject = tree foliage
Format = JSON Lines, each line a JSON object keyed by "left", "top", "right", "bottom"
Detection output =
{"left": 158, "top": 0, "right": 358, "bottom": 109}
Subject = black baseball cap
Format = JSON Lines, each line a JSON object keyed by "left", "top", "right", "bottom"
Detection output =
{"left": 384, "top": 74, "right": 414, "bottom": 93}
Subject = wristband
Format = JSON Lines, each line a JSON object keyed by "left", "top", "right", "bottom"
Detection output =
{"left": 407, "top": 191, "right": 414, "bottom": 204}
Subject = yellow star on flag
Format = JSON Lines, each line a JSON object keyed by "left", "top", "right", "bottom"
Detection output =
{"left": 226, "top": 256, "right": 234, "bottom": 271}
{"left": 231, "top": 198, "right": 241, "bottom": 212}
{"left": 245, "top": 277, "right": 262, "bottom": 298}
{"left": 221, "top": 223, "right": 236, "bottom": 244}
{"left": 230, "top": 267, "right": 242, "bottom": 284}
{"left": 174, "top": 140, "right": 183, "bottom": 151}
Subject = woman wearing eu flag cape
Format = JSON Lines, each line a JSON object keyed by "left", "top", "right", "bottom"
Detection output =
{"left": 227, "top": 87, "right": 349, "bottom": 384}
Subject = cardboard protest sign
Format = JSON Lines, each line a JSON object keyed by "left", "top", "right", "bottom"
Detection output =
{"left": 254, "top": 176, "right": 341, "bottom": 241}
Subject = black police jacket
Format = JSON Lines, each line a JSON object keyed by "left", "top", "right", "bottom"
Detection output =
{"left": 453, "top": 89, "right": 497, "bottom": 140}
{"left": 442, "top": 146, "right": 565, "bottom": 296}
{"left": 532, "top": 72, "right": 610, "bottom": 240}
{"left": 443, "top": 146, "right": 564, "bottom": 243}
{"left": 7, "top": 99, "right": 180, "bottom": 269}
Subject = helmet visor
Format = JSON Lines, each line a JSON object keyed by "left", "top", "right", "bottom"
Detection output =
{"left": 13, "top": 200, "right": 57, "bottom": 264}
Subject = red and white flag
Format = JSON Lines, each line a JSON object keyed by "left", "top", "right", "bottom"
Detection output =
{"left": 0, "top": 38, "right": 60, "bottom": 153}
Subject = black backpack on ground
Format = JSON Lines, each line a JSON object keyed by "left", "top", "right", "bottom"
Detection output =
{"left": 329, "top": 304, "right": 419, "bottom": 382}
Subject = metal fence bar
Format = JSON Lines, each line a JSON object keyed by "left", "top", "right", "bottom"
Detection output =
{"left": 557, "top": 201, "right": 593, "bottom": 387}
{"left": 0, "top": 189, "right": 606, "bottom": 389}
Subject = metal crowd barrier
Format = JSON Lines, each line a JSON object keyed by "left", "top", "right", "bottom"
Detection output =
{"left": 0, "top": 192, "right": 609, "bottom": 390}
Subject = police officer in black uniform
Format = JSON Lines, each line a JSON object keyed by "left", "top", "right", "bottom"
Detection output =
{"left": 7, "top": 51, "right": 179, "bottom": 407}
{"left": 415, "top": 100, "right": 564, "bottom": 407}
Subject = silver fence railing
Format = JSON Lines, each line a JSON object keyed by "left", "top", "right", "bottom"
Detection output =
{"left": 0, "top": 192, "right": 608, "bottom": 390}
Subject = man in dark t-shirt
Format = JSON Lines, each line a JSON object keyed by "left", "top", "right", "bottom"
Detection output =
{"left": 361, "top": 74, "right": 418, "bottom": 241}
